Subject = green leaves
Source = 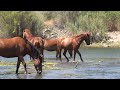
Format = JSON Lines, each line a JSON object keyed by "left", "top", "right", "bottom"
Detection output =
{"left": 0, "top": 11, "right": 42, "bottom": 38}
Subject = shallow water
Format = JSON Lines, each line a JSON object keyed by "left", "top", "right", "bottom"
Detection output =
{"left": 1, "top": 47, "right": 120, "bottom": 79}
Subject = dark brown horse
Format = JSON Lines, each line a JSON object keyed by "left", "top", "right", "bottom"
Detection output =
{"left": 0, "top": 37, "right": 42, "bottom": 74}
{"left": 60, "top": 32, "right": 91, "bottom": 62}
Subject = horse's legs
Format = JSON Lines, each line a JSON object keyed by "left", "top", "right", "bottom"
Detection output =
{"left": 77, "top": 50, "right": 84, "bottom": 62}
{"left": 41, "top": 49, "right": 44, "bottom": 62}
{"left": 63, "top": 49, "right": 69, "bottom": 62}
{"left": 19, "top": 56, "right": 27, "bottom": 74}
{"left": 56, "top": 50, "right": 59, "bottom": 58}
{"left": 34, "top": 64, "right": 38, "bottom": 73}
{"left": 56, "top": 52, "right": 58, "bottom": 58}
{"left": 73, "top": 49, "right": 77, "bottom": 61}
{"left": 40, "top": 49, "right": 44, "bottom": 62}
{"left": 42, "top": 50, "right": 45, "bottom": 62}
{"left": 56, "top": 48, "right": 62, "bottom": 62}
{"left": 68, "top": 50, "right": 72, "bottom": 58}
{"left": 39, "top": 59, "right": 42, "bottom": 74}
{"left": 16, "top": 59, "right": 21, "bottom": 74}
{"left": 39, "top": 55, "right": 43, "bottom": 73}
{"left": 59, "top": 48, "right": 62, "bottom": 62}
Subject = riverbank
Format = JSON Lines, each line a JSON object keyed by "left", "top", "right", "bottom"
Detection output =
{"left": 85, "top": 31, "right": 120, "bottom": 48}
{"left": 85, "top": 42, "right": 120, "bottom": 48}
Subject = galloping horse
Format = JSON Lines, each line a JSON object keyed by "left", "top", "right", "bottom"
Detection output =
{"left": 0, "top": 37, "right": 42, "bottom": 74}
{"left": 60, "top": 32, "right": 91, "bottom": 62}
{"left": 23, "top": 29, "right": 72, "bottom": 61}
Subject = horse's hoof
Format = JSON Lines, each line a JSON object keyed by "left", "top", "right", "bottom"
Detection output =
{"left": 24, "top": 72, "right": 27, "bottom": 74}
{"left": 37, "top": 71, "right": 42, "bottom": 74}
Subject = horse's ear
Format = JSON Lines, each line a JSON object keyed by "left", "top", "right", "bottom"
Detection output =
{"left": 86, "top": 32, "right": 91, "bottom": 37}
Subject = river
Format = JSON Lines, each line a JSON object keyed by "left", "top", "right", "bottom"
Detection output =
{"left": 0, "top": 47, "right": 120, "bottom": 79}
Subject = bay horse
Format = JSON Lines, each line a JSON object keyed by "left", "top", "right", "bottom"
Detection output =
{"left": 60, "top": 32, "right": 91, "bottom": 62}
{"left": 39, "top": 36, "right": 73, "bottom": 61}
{"left": 23, "top": 29, "right": 72, "bottom": 61}
{"left": 0, "top": 37, "right": 42, "bottom": 74}
{"left": 41, "top": 38, "right": 62, "bottom": 60}
{"left": 56, "top": 37, "right": 72, "bottom": 58}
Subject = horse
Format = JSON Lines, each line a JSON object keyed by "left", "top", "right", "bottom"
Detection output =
{"left": 60, "top": 32, "right": 91, "bottom": 62}
{"left": 22, "top": 29, "right": 72, "bottom": 61}
{"left": 41, "top": 38, "right": 61, "bottom": 60}
{"left": 56, "top": 37, "right": 72, "bottom": 58}
{"left": 41, "top": 37, "right": 73, "bottom": 61}
{"left": 0, "top": 37, "right": 42, "bottom": 74}
{"left": 22, "top": 28, "right": 44, "bottom": 61}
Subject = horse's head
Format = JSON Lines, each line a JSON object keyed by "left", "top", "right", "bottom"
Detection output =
{"left": 26, "top": 39, "right": 43, "bottom": 74}
{"left": 84, "top": 32, "right": 91, "bottom": 45}
{"left": 23, "top": 28, "right": 33, "bottom": 39}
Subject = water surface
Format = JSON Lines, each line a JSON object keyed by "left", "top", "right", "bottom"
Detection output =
{"left": 0, "top": 47, "right": 120, "bottom": 79}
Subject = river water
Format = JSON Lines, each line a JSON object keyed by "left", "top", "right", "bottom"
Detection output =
{"left": 0, "top": 47, "right": 120, "bottom": 79}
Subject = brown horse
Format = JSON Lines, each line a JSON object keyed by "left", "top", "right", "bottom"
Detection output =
{"left": 23, "top": 28, "right": 44, "bottom": 60}
{"left": 0, "top": 37, "right": 42, "bottom": 74}
{"left": 40, "top": 36, "right": 73, "bottom": 61}
{"left": 60, "top": 32, "right": 91, "bottom": 62}
{"left": 56, "top": 37, "right": 72, "bottom": 58}
{"left": 23, "top": 29, "right": 72, "bottom": 61}
{"left": 42, "top": 38, "right": 62, "bottom": 60}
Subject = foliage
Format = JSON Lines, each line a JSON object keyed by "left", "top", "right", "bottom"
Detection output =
{"left": 0, "top": 11, "right": 42, "bottom": 38}
{"left": 0, "top": 11, "right": 120, "bottom": 43}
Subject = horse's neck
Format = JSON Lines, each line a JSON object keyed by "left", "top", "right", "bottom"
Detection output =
{"left": 26, "top": 34, "right": 33, "bottom": 38}
{"left": 75, "top": 34, "right": 85, "bottom": 44}
{"left": 27, "top": 40, "right": 39, "bottom": 58}
{"left": 25, "top": 33, "right": 34, "bottom": 40}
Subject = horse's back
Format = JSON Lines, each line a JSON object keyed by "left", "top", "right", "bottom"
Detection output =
{"left": 0, "top": 37, "right": 24, "bottom": 46}
{"left": 43, "top": 39, "right": 58, "bottom": 51}
{"left": 44, "top": 39, "right": 58, "bottom": 46}
{"left": 28, "top": 36, "right": 43, "bottom": 48}
{"left": 0, "top": 37, "right": 26, "bottom": 57}
{"left": 61, "top": 37, "right": 73, "bottom": 47}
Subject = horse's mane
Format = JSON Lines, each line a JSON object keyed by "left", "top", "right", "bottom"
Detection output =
{"left": 23, "top": 38, "right": 40, "bottom": 59}
{"left": 76, "top": 32, "right": 90, "bottom": 37}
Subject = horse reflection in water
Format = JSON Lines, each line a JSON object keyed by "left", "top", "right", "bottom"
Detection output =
{"left": 0, "top": 37, "right": 42, "bottom": 74}
{"left": 60, "top": 32, "right": 91, "bottom": 62}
